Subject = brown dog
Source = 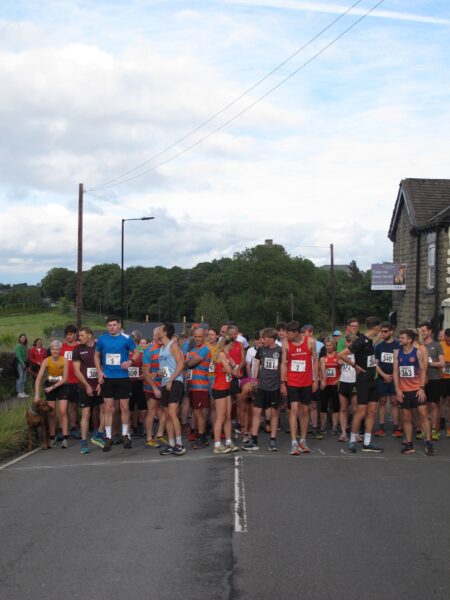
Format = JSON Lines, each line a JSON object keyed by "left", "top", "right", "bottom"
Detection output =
{"left": 26, "top": 400, "right": 53, "bottom": 451}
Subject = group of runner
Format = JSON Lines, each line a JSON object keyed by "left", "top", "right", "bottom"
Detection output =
{"left": 31, "top": 315, "right": 450, "bottom": 456}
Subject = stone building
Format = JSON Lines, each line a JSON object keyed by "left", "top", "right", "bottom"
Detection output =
{"left": 388, "top": 178, "right": 450, "bottom": 333}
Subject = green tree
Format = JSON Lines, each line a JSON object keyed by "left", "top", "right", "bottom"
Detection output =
{"left": 195, "top": 292, "right": 228, "bottom": 327}
{"left": 41, "top": 268, "right": 76, "bottom": 302}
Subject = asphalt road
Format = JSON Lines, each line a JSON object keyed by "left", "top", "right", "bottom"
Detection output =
{"left": 1, "top": 430, "right": 449, "bottom": 600}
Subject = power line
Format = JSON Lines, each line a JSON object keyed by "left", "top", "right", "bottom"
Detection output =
{"left": 86, "top": 0, "right": 368, "bottom": 193}
{"left": 87, "top": 0, "right": 385, "bottom": 191}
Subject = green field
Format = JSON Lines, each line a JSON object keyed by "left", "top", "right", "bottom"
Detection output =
{"left": 0, "top": 309, "right": 106, "bottom": 350}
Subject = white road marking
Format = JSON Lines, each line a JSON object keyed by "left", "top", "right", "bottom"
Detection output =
{"left": 317, "top": 448, "right": 326, "bottom": 456}
{"left": 234, "top": 455, "right": 248, "bottom": 533}
{"left": 0, "top": 447, "right": 41, "bottom": 471}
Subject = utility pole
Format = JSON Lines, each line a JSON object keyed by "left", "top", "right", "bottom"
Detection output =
{"left": 290, "top": 293, "right": 294, "bottom": 320}
{"left": 76, "top": 183, "right": 83, "bottom": 330}
{"left": 330, "top": 243, "right": 336, "bottom": 331}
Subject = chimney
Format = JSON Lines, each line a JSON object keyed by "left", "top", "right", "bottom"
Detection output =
{"left": 265, "top": 239, "right": 273, "bottom": 246}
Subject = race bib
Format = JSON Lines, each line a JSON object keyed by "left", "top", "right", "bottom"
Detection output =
{"left": 64, "top": 351, "right": 73, "bottom": 361}
{"left": 264, "top": 357, "right": 278, "bottom": 370}
{"left": 442, "top": 364, "right": 450, "bottom": 375}
{"left": 325, "top": 368, "right": 336, "bottom": 378}
{"left": 160, "top": 366, "right": 170, "bottom": 379}
{"left": 105, "top": 353, "right": 121, "bottom": 366}
{"left": 342, "top": 363, "right": 353, "bottom": 371}
{"left": 86, "top": 367, "right": 98, "bottom": 379}
{"left": 48, "top": 375, "right": 62, "bottom": 383}
{"left": 381, "top": 352, "right": 393, "bottom": 364}
{"left": 128, "top": 366, "right": 139, "bottom": 378}
{"left": 428, "top": 356, "right": 433, "bottom": 364}
{"left": 186, "top": 370, "right": 193, "bottom": 381}
{"left": 208, "top": 362, "right": 215, "bottom": 373}
{"left": 225, "top": 374, "right": 232, "bottom": 383}
{"left": 399, "top": 365, "right": 415, "bottom": 378}
{"left": 367, "top": 355, "right": 376, "bottom": 368}
{"left": 290, "top": 360, "right": 306, "bottom": 372}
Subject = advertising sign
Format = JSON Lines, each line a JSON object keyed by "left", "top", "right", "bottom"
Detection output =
{"left": 371, "top": 263, "right": 406, "bottom": 290}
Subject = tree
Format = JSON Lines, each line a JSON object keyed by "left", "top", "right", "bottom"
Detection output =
{"left": 41, "top": 268, "right": 76, "bottom": 302}
{"left": 195, "top": 292, "right": 228, "bottom": 327}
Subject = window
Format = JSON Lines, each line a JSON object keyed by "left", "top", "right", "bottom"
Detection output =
{"left": 427, "top": 241, "right": 436, "bottom": 289}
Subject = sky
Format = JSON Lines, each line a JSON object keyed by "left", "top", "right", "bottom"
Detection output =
{"left": 1, "top": 0, "right": 449, "bottom": 284}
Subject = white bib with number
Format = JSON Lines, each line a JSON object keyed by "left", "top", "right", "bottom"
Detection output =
{"left": 325, "top": 368, "right": 336, "bottom": 378}
{"left": 290, "top": 360, "right": 306, "bottom": 372}
{"left": 367, "top": 355, "right": 376, "bottom": 368}
{"left": 225, "top": 374, "right": 232, "bottom": 383}
{"left": 128, "top": 366, "right": 139, "bottom": 378}
{"left": 48, "top": 375, "right": 62, "bottom": 383}
{"left": 208, "top": 362, "right": 215, "bottom": 373}
{"left": 160, "top": 366, "right": 170, "bottom": 379}
{"left": 86, "top": 367, "right": 98, "bottom": 379}
{"left": 105, "top": 353, "right": 121, "bottom": 366}
{"left": 186, "top": 370, "right": 193, "bottom": 381}
{"left": 264, "top": 357, "right": 278, "bottom": 370}
{"left": 381, "top": 352, "right": 393, "bottom": 364}
{"left": 399, "top": 365, "right": 415, "bottom": 378}
{"left": 64, "top": 350, "right": 73, "bottom": 361}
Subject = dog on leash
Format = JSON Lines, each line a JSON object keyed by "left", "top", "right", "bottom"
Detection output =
{"left": 26, "top": 400, "right": 53, "bottom": 451}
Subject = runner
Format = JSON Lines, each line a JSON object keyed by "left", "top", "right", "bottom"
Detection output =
{"left": 336, "top": 318, "right": 360, "bottom": 352}
{"left": 72, "top": 327, "right": 105, "bottom": 454}
{"left": 158, "top": 323, "right": 187, "bottom": 456}
{"left": 393, "top": 329, "right": 434, "bottom": 455}
{"left": 142, "top": 327, "right": 168, "bottom": 448}
{"left": 60, "top": 324, "right": 80, "bottom": 438}
{"left": 338, "top": 333, "right": 358, "bottom": 442}
{"left": 34, "top": 340, "right": 69, "bottom": 448}
{"left": 302, "top": 324, "right": 323, "bottom": 439}
{"left": 206, "top": 327, "right": 220, "bottom": 430}
{"left": 185, "top": 327, "right": 212, "bottom": 449}
{"left": 94, "top": 315, "right": 139, "bottom": 452}
{"left": 212, "top": 336, "right": 238, "bottom": 454}
{"left": 374, "top": 322, "right": 401, "bottom": 437}
{"left": 281, "top": 320, "right": 318, "bottom": 455}
{"left": 339, "top": 316, "right": 384, "bottom": 453}
{"left": 276, "top": 323, "right": 287, "bottom": 348}
{"left": 242, "top": 328, "right": 282, "bottom": 451}
{"left": 440, "top": 328, "right": 450, "bottom": 438}
{"left": 419, "top": 322, "right": 445, "bottom": 440}
{"left": 128, "top": 336, "right": 147, "bottom": 439}
{"left": 319, "top": 337, "right": 340, "bottom": 435}
{"left": 227, "top": 325, "right": 246, "bottom": 437}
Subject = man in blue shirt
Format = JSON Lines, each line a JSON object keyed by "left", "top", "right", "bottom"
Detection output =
{"left": 374, "top": 322, "right": 400, "bottom": 437}
{"left": 94, "top": 315, "right": 139, "bottom": 452}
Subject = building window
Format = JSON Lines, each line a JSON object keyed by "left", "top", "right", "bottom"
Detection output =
{"left": 427, "top": 242, "right": 435, "bottom": 289}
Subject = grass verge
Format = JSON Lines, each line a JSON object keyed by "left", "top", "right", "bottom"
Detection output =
{"left": 0, "top": 401, "right": 28, "bottom": 459}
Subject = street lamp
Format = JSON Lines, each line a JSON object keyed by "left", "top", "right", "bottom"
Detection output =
{"left": 121, "top": 217, "right": 155, "bottom": 323}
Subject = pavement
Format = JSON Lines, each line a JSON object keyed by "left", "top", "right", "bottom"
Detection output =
{"left": 1, "top": 428, "right": 449, "bottom": 600}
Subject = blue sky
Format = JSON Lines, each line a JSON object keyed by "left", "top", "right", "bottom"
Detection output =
{"left": 1, "top": 0, "right": 449, "bottom": 283}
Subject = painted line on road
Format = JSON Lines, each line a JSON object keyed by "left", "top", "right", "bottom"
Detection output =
{"left": 234, "top": 455, "right": 248, "bottom": 533}
{"left": 0, "top": 448, "right": 41, "bottom": 471}
{"left": 317, "top": 448, "right": 326, "bottom": 456}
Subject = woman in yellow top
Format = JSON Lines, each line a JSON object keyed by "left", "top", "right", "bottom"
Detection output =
{"left": 35, "top": 340, "right": 69, "bottom": 448}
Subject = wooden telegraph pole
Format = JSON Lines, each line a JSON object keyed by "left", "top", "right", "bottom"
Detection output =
{"left": 330, "top": 243, "right": 336, "bottom": 331}
{"left": 76, "top": 183, "right": 83, "bottom": 330}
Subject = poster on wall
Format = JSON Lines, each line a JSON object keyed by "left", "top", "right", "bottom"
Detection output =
{"left": 371, "top": 263, "right": 407, "bottom": 290}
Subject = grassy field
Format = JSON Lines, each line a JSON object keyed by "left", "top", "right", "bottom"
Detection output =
{"left": 0, "top": 401, "right": 28, "bottom": 459}
{"left": 0, "top": 309, "right": 106, "bottom": 350}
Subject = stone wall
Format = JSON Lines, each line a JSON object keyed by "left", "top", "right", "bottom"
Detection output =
{"left": 392, "top": 206, "right": 416, "bottom": 329}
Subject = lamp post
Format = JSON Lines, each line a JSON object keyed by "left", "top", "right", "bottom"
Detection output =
{"left": 121, "top": 217, "right": 154, "bottom": 323}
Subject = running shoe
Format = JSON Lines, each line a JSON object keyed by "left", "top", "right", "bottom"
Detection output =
{"left": 70, "top": 428, "right": 81, "bottom": 440}
{"left": 415, "top": 431, "right": 424, "bottom": 441}
{"left": 112, "top": 435, "right": 122, "bottom": 445}
{"left": 61, "top": 438, "right": 69, "bottom": 449}
{"left": 172, "top": 444, "right": 186, "bottom": 456}
{"left": 425, "top": 441, "right": 434, "bottom": 456}
{"left": 241, "top": 433, "right": 251, "bottom": 444}
{"left": 159, "top": 446, "right": 175, "bottom": 456}
{"left": 298, "top": 441, "right": 311, "bottom": 453}
{"left": 342, "top": 442, "right": 357, "bottom": 454}
{"left": 374, "top": 427, "right": 385, "bottom": 437}
{"left": 91, "top": 435, "right": 106, "bottom": 449}
{"left": 80, "top": 443, "right": 90, "bottom": 455}
{"left": 145, "top": 438, "right": 161, "bottom": 448}
{"left": 191, "top": 438, "right": 207, "bottom": 450}
{"left": 156, "top": 435, "right": 169, "bottom": 446}
{"left": 102, "top": 438, "right": 113, "bottom": 452}
{"left": 268, "top": 439, "right": 278, "bottom": 452}
{"left": 338, "top": 434, "right": 348, "bottom": 443}
{"left": 242, "top": 440, "right": 259, "bottom": 451}
{"left": 401, "top": 443, "right": 415, "bottom": 454}
{"left": 48, "top": 438, "right": 57, "bottom": 448}
{"left": 313, "top": 429, "right": 324, "bottom": 440}
{"left": 226, "top": 442, "right": 239, "bottom": 453}
{"left": 188, "top": 430, "right": 198, "bottom": 442}
{"left": 392, "top": 427, "right": 403, "bottom": 438}
{"left": 431, "top": 429, "right": 440, "bottom": 441}
{"left": 361, "top": 442, "right": 384, "bottom": 453}
{"left": 289, "top": 444, "right": 300, "bottom": 456}
{"left": 213, "top": 445, "right": 231, "bottom": 455}
{"left": 122, "top": 435, "right": 132, "bottom": 449}
{"left": 55, "top": 432, "right": 63, "bottom": 442}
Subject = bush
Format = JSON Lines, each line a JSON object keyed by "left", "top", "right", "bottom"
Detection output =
{"left": 0, "top": 332, "right": 16, "bottom": 350}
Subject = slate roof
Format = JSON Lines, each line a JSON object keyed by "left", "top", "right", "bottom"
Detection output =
{"left": 388, "top": 178, "right": 450, "bottom": 241}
